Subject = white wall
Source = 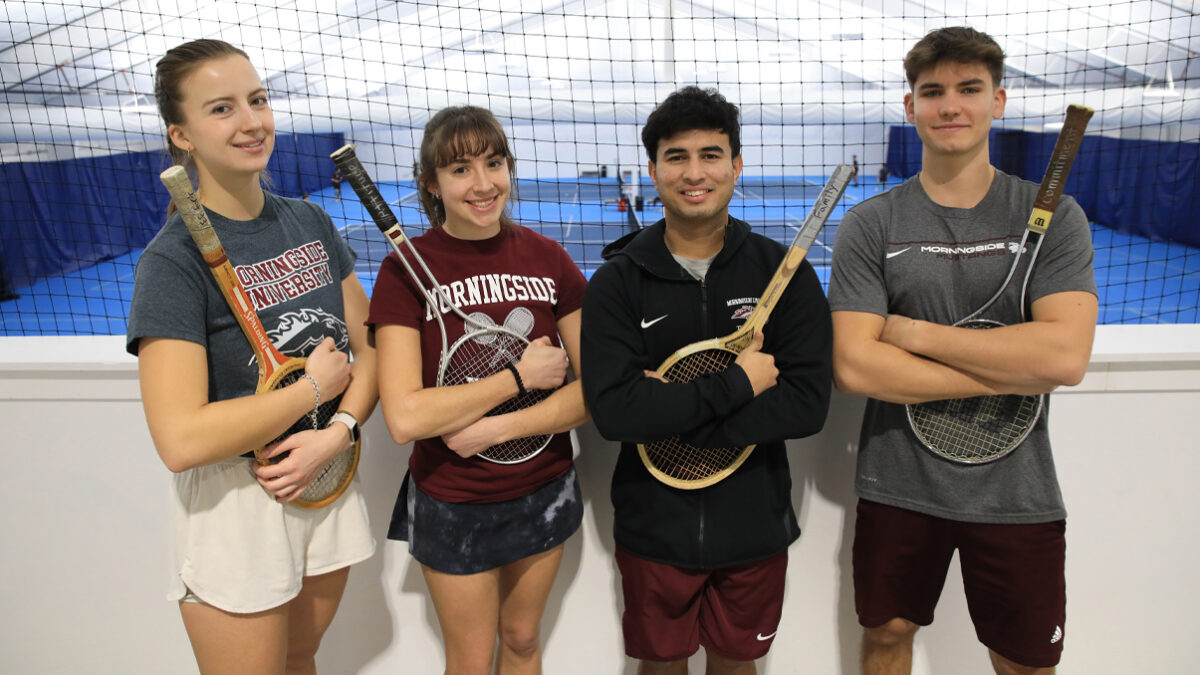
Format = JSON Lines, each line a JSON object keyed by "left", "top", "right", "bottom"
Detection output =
{"left": 1, "top": 326, "right": 1197, "bottom": 674}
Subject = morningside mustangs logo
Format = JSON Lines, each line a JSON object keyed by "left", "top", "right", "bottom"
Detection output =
{"left": 245, "top": 308, "right": 349, "bottom": 367}
{"left": 728, "top": 296, "right": 759, "bottom": 321}
{"left": 235, "top": 240, "right": 336, "bottom": 311}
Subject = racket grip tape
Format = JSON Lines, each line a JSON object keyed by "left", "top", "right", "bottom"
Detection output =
{"left": 160, "top": 166, "right": 224, "bottom": 260}
{"left": 330, "top": 145, "right": 399, "bottom": 231}
{"left": 1030, "top": 104, "right": 1094, "bottom": 220}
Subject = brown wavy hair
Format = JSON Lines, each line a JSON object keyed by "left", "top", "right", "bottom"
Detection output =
{"left": 416, "top": 106, "right": 518, "bottom": 229}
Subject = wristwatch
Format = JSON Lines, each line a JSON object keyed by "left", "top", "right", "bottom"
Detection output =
{"left": 327, "top": 411, "right": 361, "bottom": 444}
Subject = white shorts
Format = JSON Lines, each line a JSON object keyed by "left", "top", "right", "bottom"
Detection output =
{"left": 168, "top": 457, "right": 375, "bottom": 614}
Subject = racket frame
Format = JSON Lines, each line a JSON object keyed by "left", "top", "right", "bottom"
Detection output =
{"left": 906, "top": 104, "right": 1094, "bottom": 464}
{"left": 637, "top": 164, "right": 854, "bottom": 489}
{"left": 159, "top": 166, "right": 359, "bottom": 508}
{"left": 330, "top": 144, "right": 553, "bottom": 464}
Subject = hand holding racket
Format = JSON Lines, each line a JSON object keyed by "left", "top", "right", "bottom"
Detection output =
{"left": 637, "top": 165, "right": 852, "bottom": 489}
{"left": 509, "top": 336, "right": 570, "bottom": 390}
{"left": 159, "top": 166, "right": 360, "bottom": 507}
{"left": 732, "top": 331, "right": 778, "bottom": 396}
{"left": 906, "top": 104, "right": 1094, "bottom": 464}
{"left": 330, "top": 144, "right": 558, "bottom": 464}
{"left": 252, "top": 338, "right": 353, "bottom": 500}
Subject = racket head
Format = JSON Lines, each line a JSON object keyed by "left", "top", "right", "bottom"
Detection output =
{"left": 439, "top": 324, "right": 554, "bottom": 464}
{"left": 906, "top": 319, "right": 1045, "bottom": 464}
{"left": 503, "top": 306, "right": 536, "bottom": 336}
{"left": 636, "top": 345, "right": 756, "bottom": 489}
{"left": 466, "top": 311, "right": 499, "bottom": 345}
{"left": 475, "top": 388, "right": 554, "bottom": 464}
{"left": 255, "top": 359, "right": 360, "bottom": 507}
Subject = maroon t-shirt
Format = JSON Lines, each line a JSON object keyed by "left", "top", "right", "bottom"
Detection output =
{"left": 367, "top": 224, "right": 587, "bottom": 503}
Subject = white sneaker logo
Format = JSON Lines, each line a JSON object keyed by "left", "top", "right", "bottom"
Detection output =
{"left": 756, "top": 631, "right": 777, "bottom": 641}
{"left": 1050, "top": 625, "right": 1063, "bottom": 644}
{"left": 640, "top": 315, "right": 668, "bottom": 329}
{"left": 885, "top": 247, "right": 911, "bottom": 259}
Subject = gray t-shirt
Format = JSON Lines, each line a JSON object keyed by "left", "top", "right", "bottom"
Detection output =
{"left": 671, "top": 253, "right": 715, "bottom": 281}
{"left": 828, "top": 170, "right": 1097, "bottom": 523}
{"left": 126, "top": 192, "right": 356, "bottom": 407}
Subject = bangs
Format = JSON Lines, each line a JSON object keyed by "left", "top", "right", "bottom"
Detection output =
{"left": 430, "top": 114, "right": 511, "bottom": 168}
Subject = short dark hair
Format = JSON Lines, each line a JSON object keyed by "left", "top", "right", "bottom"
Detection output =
{"left": 641, "top": 86, "right": 741, "bottom": 162}
{"left": 903, "top": 27, "right": 1006, "bottom": 89}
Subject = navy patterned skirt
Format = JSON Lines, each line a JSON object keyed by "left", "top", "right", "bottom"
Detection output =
{"left": 388, "top": 466, "right": 582, "bottom": 575}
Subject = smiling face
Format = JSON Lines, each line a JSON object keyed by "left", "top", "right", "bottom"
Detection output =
{"left": 648, "top": 127, "right": 743, "bottom": 231}
{"left": 904, "top": 60, "right": 1006, "bottom": 162}
{"left": 426, "top": 148, "right": 512, "bottom": 240}
{"left": 167, "top": 55, "right": 274, "bottom": 182}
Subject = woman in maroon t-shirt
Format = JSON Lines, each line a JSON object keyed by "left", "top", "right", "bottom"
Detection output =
{"left": 367, "top": 105, "right": 588, "bottom": 673}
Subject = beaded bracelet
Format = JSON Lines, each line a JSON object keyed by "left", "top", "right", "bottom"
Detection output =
{"left": 504, "top": 362, "right": 527, "bottom": 396}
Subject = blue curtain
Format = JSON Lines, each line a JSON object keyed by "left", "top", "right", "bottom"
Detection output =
{"left": 885, "top": 125, "right": 1199, "bottom": 247}
{"left": 0, "top": 132, "right": 343, "bottom": 290}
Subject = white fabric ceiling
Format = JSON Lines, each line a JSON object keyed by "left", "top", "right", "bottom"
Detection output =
{"left": 1, "top": 0, "right": 1197, "bottom": 143}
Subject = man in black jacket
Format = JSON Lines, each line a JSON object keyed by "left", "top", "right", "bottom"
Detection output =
{"left": 581, "top": 86, "right": 833, "bottom": 674}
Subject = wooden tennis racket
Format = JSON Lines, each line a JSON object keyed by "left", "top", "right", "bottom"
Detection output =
{"left": 330, "top": 144, "right": 554, "bottom": 464}
{"left": 637, "top": 164, "right": 853, "bottom": 489}
{"left": 159, "top": 166, "right": 359, "bottom": 507}
{"left": 906, "top": 103, "right": 1094, "bottom": 464}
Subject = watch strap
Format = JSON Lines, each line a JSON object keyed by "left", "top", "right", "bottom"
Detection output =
{"left": 328, "top": 411, "right": 360, "bottom": 443}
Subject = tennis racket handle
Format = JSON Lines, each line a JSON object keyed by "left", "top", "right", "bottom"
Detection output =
{"left": 792, "top": 163, "right": 853, "bottom": 252}
{"left": 160, "top": 166, "right": 223, "bottom": 260}
{"left": 330, "top": 144, "right": 400, "bottom": 231}
{"left": 1028, "top": 104, "right": 1094, "bottom": 232}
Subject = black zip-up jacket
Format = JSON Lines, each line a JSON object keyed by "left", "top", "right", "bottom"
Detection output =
{"left": 581, "top": 217, "right": 833, "bottom": 568}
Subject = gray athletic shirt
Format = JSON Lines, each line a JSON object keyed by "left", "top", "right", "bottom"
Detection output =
{"left": 828, "top": 170, "right": 1097, "bottom": 523}
{"left": 125, "top": 192, "right": 355, "bottom": 408}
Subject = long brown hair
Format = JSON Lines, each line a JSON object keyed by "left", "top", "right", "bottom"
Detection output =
{"left": 153, "top": 39, "right": 253, "bottom": 214}
{"left": 416, "top": 106, "right": 518, "bottom": 229}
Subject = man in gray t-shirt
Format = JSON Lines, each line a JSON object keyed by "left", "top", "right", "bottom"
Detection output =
{"left": 828, "top": 27, "right": 1097, "bottom": 675}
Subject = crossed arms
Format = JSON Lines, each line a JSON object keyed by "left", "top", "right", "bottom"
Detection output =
{"left": 832, "top": 290, "right": 1097, "bottom": 405}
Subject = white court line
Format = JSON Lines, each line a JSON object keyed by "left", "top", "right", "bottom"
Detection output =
{"left": 564, "top": 191, "right": 581, "bottom": 238}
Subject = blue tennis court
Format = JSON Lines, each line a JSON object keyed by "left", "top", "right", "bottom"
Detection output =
{"left": 1, "top": 176, "right": 1196, "bottom": 335}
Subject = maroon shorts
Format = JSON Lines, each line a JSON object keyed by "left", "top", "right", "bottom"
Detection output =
{"left": 853, "top": 499, "right": 1067, "bottom": 668}
{"left": 615, "top": 547, "right": 788, "bottom": 663}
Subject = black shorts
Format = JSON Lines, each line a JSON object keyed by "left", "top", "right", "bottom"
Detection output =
{"left": 389, "top": 466, "right": 582, "bottom": 575}
{"left": 853, "top": 499, "right": 1067, "bottom": 668}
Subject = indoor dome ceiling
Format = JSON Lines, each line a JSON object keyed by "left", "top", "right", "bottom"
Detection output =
{"left": 2, "top": 0, "right": 1196, "bottom": 143}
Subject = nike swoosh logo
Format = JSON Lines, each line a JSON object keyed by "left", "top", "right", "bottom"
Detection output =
{"left": 640, "top": 315, "right": 668, "bottom": 329}
{"left": 885, "top": 247, "right": 911, "bottom": 259}
{"left": 756, "top": 631, "right": 777, "bottom": 641}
